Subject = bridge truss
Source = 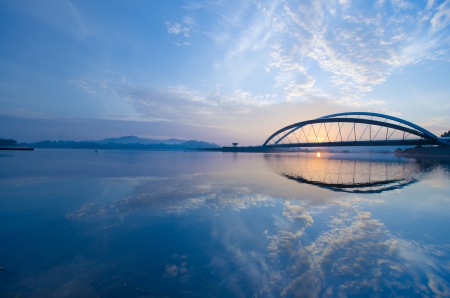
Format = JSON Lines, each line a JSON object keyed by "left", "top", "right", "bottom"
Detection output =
{"left": 263, "top": 112, "right": 450, "bottom": 148}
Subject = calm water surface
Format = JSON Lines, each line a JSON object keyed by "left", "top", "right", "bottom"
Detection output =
{"left": 1, "top": 149, "right": 450, "bottom": 297}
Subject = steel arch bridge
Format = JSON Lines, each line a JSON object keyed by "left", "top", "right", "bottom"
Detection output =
{"left": 263, "top": 112, "right": 450, "bottom": 148}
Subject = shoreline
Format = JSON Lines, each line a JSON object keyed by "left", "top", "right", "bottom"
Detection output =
{"left": 396, "top": 146, "right": 450, "bottom": 157}
{"left": 0, "top": 147, "right": 34, "bottom": 151}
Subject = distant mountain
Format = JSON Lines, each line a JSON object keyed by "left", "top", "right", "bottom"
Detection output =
{"left": 98, "top": 135, "right": 185, "bottom": 145}
{"left": 18, "top": 137, "right": 220, "bottom": 150}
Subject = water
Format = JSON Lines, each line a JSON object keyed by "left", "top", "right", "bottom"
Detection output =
{"left": 1, "top": 149, "right": 450, "bottom": 297}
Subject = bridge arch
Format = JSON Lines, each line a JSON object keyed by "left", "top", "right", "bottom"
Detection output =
{"left": 263, "top": 112, "right": 449, "bottom": 147}
{"left": 318, "top": 112, "right": 437, "bottom": 139}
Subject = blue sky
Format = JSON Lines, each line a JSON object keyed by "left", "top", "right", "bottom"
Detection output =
{"left": 1, "top": 0, "right": 450, "bottom": 144}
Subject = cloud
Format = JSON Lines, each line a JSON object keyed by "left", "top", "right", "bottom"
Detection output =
{"left": 66, "top": 176, "right": 277, "bottom": 218}
{"left": 282, "top": 201, "right": 314, "bottom": 226}
{"left": 63, "top": 163, "right": 450, "bottom": 297}
{"left": 68, "top": 77, "right": 276, "bottom": 122}
{"left": 182, "top": 1, "right": 285, "bottom": 95}
{"left": 258, "top": 0, "right": 450, "bottom": 104}
{"left": 165, "top": 22, "right": 190, "bottom": 37}
{"left": 422, "top": 116, "right": 449, "bottom": 127}
{"left": 165, "top": 12, "right": 196, "bottom": 45}
{"left": 6, "top": 0, "right": 450, "bottom": 130}
{"left": 284, "top": 77, "right": 316, "bottom": 101}
{"left": 183, "top": 2, "right": 203, "bottom": 10}
{"left": 166, "top": 22, "right": 182, "bottom": 35}
{"left": 210, "top": 239, "right": 278, "bottom": 297}
{"left": 66, "top": 0, "right": 450, "bottom": 117}
{"left": 267, "top": 197, "right": 450, "bottom": 297}
{"left": 160, "top": 0, "right": 450, "bottom": 110}
{"left": 5, "top": 0, "right": 94, "bottom": 40}
{"left": 163, "top": 260, "right": 188, "bottom": 278}
{"left": 67, "top": 78, "right": 107, "bottom": 94}
{"left": 117, "top": 84, "right": 276, "bottom": 121}
{"left": 430, "top": 0, "right": 450, "bottom": 32}
{"left": 66, "top": 0, "right": 93, "bottom": 39}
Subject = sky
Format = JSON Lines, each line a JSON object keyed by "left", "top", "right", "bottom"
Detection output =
{"left": 0, "top": 0, "right": 450, "bottom": 145}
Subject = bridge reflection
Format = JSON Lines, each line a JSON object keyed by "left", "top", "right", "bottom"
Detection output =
{"left": 265, "top": 154, "right": 422, "bottom": 194}
{"left": 283, "top": 174, "right": 417, "bottom": 193}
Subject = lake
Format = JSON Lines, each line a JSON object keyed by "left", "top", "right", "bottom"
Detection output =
{"left": 1, "top": 149, "right": 450, "bottom": 297}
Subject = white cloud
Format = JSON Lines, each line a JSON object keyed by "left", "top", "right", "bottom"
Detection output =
{"left": 166, "top": 22, "right": 190, "bottom": 37}
{"left": 166, "top": 22, "right": 181, "bottom": 34}
{"left": 165, "top": 9, "right": 197, "bottom": 44}
{"left": 430, "top": 0, "right": 450, "bottom": 32}
{"left": 183, "top": 2, "right": 203, "bottom": 10}
{"left": 259, "top": 0, "right": 450, "bottom": 105}
{"left": 69, "top": 76, "right": 277, "bottom": 122}
{"left": 161, "top": 0, "right": 450, "bottom": 107}
{"left": 182, "top": 16, "right": 195, "bottom": 27}
{"left": 284, "top": 77, "right": 316, "bottom": 101}
{"left": 63, "top": 0, "right": 450, "bottom": 129}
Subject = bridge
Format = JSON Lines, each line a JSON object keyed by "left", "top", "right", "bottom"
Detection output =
{"left": 262, "top": 112, "right": 450, "bottom": 148}
{"left": 203, "top": 111, "right": 450, "bottom": 152}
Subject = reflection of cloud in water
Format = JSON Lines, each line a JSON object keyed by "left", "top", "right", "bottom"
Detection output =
{"left": 64, "top": 157, "right": 450, "bottom": 297}
{"left": 166, "top": 193, "right": 275, "bottom": 214}
{"left": 267, "top": 197, "right": 450, "bottom": 297}
{"left": 164, "top": 255, "right": 189, "bottom": 279}
{"left": 66, "top": 177, "right": 276, "bottom": 220}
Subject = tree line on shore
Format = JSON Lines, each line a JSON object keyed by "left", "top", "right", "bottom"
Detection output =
{"left": 0, "top": 139, "right": 17, "bottom": 146}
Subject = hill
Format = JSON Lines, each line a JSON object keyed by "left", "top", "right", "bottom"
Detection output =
{"left": 16, "top": 136, "right": 219, "bottom": 150}
{"left": 98, "top": 136, "right": 185, "bottom": 145}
